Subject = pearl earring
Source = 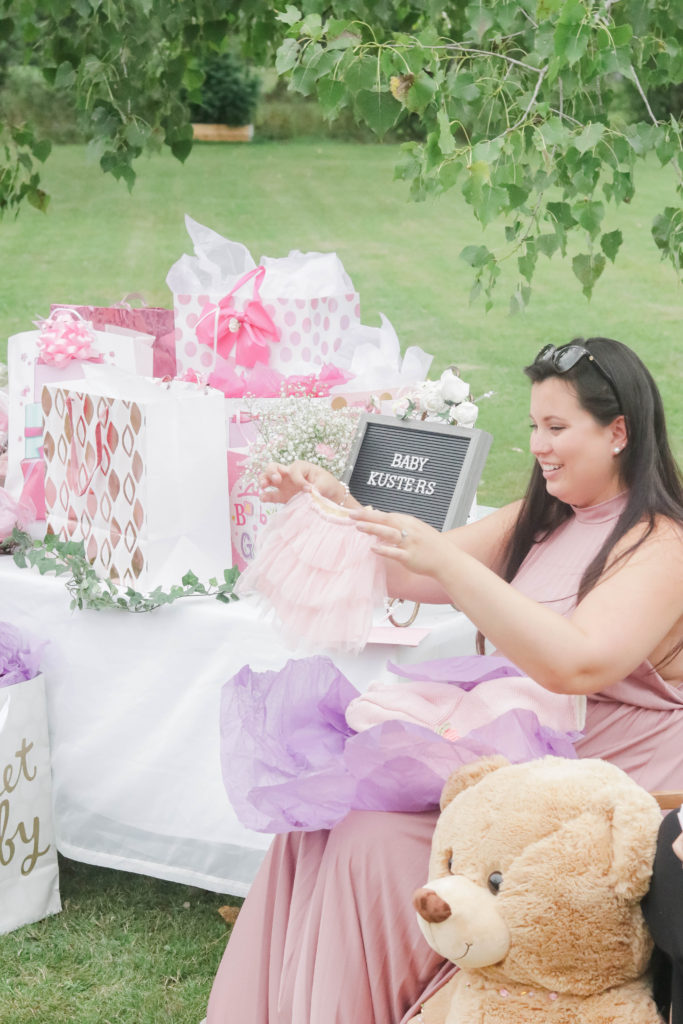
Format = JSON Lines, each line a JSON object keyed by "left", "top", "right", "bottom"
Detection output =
{"left": 614, "top": 447, "right": 621, "bottom": 454}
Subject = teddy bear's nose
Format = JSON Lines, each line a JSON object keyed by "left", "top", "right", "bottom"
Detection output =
{"left": 412, "top": 886, "right": 452, "bottom": 923}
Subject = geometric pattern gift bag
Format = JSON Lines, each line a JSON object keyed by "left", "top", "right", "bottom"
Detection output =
{"left": 42, "top": 369, "right": 231, "bottom": 589}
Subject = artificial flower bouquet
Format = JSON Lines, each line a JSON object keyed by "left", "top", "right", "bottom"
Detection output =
{"left": 0, "top": 621, "right": 61, "bottom": 933}
{"left": 393, "top": 368, "right": 491, "bottom": 428}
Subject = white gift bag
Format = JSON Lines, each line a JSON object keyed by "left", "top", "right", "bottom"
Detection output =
{"left": 42, "top": 366, "right": 231, "bottom": 589}
{"left": 0, "top": 673, "right": 61, "bottom": 934}
{"left": 5, "top": 319, "right": 154, "bottom": 507}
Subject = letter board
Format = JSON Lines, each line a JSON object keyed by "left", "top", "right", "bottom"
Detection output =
{"left": 341, "top": 414, "right": 492, "bottom": 530}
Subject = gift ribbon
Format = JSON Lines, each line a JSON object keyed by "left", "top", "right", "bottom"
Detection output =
{"left": 65, "top": 397, "right": 106, "bottom": 497}
{"left": 35, "top": 308, "right": 102, "bottom": 368}
{"left": 195, "top": 266, "right": 281, "bottom": 369}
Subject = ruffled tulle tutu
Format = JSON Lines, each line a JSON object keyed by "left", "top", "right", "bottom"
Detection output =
{"left": 219, "top": 655, "right": 581, "bottom": 833}
{"left": 235, "top": 490, "right": 386, "bottom": 652}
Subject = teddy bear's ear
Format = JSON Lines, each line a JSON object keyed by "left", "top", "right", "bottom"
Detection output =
{"left": 607, "top": 790, "right": 662, "bottom": 899}
{"left": 440, "top": 755, "right": 510, "bottom": 811}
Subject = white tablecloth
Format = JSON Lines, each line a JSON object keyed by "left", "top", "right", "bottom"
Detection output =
{"left": 1, "top": 558, "right": 478, "bottom": 895}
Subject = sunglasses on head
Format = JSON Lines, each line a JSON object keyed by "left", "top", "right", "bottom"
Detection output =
{"left": 533, "top": 343, "right": 620, "bottom": 407}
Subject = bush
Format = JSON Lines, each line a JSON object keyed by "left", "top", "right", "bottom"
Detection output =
{"left": 0, "top": 64, "right": 83, "bottom": 143}
{"left": 189, "top": 53, "right": 261, "bottom": 126}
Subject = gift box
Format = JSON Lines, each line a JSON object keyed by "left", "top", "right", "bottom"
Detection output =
{"left": 42, "top": 366, "right": 231, "bottom": 588}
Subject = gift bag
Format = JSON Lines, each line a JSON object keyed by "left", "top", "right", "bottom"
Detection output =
{"left": 226, "top": 412, "right": 278, "bottom": 571}
{"left": 42, "top": 367, "right": 231, "bottom": 588}
{"left": 5, "top": 310, "right": 154, "bottom": 512}
{"left": 0, "top": 672, "right": 61, "bottom": 934}
{"left": 51, "top": 296, "right": 176, "bottom": 378}
{"left": 168, "top": 216, "right": 361, "bottom": 380}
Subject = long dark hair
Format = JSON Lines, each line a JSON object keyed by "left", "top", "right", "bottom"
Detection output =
{"left": 478, "top": 337, "right": 683, "bottom": 661}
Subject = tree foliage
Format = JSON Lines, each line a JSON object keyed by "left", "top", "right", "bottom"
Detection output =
{"left": 1, "top": 0, "right": 681, "bottom": 306}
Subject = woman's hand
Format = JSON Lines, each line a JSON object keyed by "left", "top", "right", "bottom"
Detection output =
{"left": 349, "top": 506, "right": 448, "bottom": 579}
{"left": 259, "top": 460, "right": 346, "bottom": 506}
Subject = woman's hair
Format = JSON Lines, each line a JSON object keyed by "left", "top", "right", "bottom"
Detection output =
{"left": 479, "top": 336, "right": 683, "bottom": 661}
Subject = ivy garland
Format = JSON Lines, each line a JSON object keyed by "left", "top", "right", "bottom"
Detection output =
{"left": 1, "top": 528, "right": 241, "bottom": 613}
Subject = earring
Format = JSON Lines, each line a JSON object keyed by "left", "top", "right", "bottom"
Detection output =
{"left": 613, "top": 447, "right": 622, "bottom": 454}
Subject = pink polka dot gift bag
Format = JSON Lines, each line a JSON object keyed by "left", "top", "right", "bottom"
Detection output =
{"left": 167, "top": 216, "right": 361, "bottom": 385}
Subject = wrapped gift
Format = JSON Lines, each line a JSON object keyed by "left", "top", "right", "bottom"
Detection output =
{"left": 167, "top": 216, "right": 361, "bottom": 381}
{"left": 5, "top": 310, "right": 154, "bottom": 514}
{"left": 42, "top": 366, "right": 231, "bottom": 588}
{"left": 51, "top": 296, "right": 176, "bottom": 378}
{"left": 0, "top": 621, "right": 60, "bottom": 934}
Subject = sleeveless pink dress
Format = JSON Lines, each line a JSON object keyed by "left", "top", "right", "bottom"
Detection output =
{"left": 207, "top": 492, "right": 683, "bottom": 1024}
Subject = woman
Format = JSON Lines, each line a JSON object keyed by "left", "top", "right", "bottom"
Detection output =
{"left": 207, "top": 337, "right": 683, "bottom": 1024}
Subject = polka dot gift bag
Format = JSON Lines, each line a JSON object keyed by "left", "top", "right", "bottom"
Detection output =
{"left": 167, "top": 216, "right": 361, "bottom": 386}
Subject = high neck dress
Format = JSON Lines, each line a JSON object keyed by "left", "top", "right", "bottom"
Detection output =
{"left": 206, "top": 492, "right": 683, "bottom": 1024}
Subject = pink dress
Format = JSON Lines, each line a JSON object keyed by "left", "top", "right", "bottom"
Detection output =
{"left": 207, "top": 492, "right": 683, "bottom": 1024}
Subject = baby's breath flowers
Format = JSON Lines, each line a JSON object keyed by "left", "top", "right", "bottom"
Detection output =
{"left": 241, "top": 396, "right": 362, "bottom": 487}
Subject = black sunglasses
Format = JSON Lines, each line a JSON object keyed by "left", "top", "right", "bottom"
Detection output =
{"left": 533, "top": 343, "right": 621, "bottom": 407}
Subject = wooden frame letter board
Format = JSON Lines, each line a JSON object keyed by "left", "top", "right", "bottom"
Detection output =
{"left": 341, "top": 414, "right": 492, "bottom": 531}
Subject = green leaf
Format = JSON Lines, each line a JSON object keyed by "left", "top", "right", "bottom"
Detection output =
{"left": 436, "top": 107, "right": 455, "bottom": 156}
{"left": 300, "top": 13, "right": 323, "bottom": 39}
{"left": 31, "top": 138, "right": 52, "bottom": 163}
{"left": 54, "top": 61, "right": 76, "bottom": 89}
{"left": 546, "top": 201, "right": 577, "bottom": 229}
{"left": 554, "top": 22, "right": 590, "bottom": 66}
{"left": 275, "top": 38, "right": 300, "bottom": 74}
{"left": 276, "top": 5, "right": 301, "bottom": 26}
{"left": 537, "top": 232, "right": 560, "bottom": 258}
{"left": 353, "top": 90, "right": 400, "bottom": 139}
{"left": 182, "top": 570, "right": 199, "bottom": 587}
{"left": 402, "top": 70, "right": 438, "bottom": 115}
{"left": 0, "top": 16, "right": 14, "bottom": 40}
{"left": 574, "top": 199, "right": 604, "bottom": 238}
{"left": 600, "top": 229, "right": 623, "bottom": 262}
{"left": 572, "top": 252, "right": 606, "bottom": 298}
{"left": 573, "top": 122, "right": 605, "bottom": 154}
{"left": 538, "top": 117, "right": 571, "bottom": 149}
{"left": 317, "top": 77, "right": 346, "bottom": 118}
{"left": 460, "top": 244, "right": 494, "bottom": 268}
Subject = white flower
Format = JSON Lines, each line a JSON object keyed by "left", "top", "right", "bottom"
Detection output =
{"left": 392, "top": 397, "right": 411, "bottom": 417}
{"left": 420, "top": 381, "right": 447, "bottom": 414}
{"left": 440, "top": 369, "right": 470, "bottom": 405}
{"left": 453, "top": 401, "right": 479, "bottom": 428}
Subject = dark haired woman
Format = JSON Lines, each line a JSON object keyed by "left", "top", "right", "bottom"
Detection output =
{"left": 207, "top": 337, "right": 683, "bottom": 1024}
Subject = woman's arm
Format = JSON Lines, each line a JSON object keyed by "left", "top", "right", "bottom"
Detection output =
{"left": 352, "top": 507, "right": 683, "bottom": 695}
{"left": 259, "top": 461, "right": 522, "bottom": 604}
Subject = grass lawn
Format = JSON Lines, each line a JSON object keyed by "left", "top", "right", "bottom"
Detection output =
{"left": 0, "top": 139, "right": 681, "bottom": 1022}
{"left": 0, "top": 139, "right": 681, "bottom": 507}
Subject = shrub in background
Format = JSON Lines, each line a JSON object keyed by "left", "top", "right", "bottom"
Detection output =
{"left": 0, "top": 64, "right": 83, "bottom": 144}
{"left": 189, "top": 52, "right": 261, "bottom": 126}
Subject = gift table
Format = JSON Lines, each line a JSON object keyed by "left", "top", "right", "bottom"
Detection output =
{"left": 1, "top": 558, "right": 479, "bottom": 895}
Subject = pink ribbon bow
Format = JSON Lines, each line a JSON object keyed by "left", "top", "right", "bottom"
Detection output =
{"left": 195, "top": 267, "right": 281, "bottom": 369}
{"left": 35, "top": 308, "right": 101, "bottom": 367}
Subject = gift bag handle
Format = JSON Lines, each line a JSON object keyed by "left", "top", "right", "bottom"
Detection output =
{"left": 65, "top": 396, "right": 106, "bottom": 497}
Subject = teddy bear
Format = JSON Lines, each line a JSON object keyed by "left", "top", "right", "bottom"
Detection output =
{"left": 412, "top": 755, "right": 664, "bottom": 1024}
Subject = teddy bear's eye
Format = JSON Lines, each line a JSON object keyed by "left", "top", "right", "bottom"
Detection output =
{"left": 488, "top": 871, "right": 503, "bottom": 894}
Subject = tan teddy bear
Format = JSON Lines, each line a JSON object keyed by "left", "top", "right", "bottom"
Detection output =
{"left": 413, "top": 756, "right": 664, "bottom": 1024}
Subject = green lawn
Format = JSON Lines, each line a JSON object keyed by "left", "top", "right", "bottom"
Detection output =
{"left": 1, "top": 139, "right": 681, "bottom": 507}
{"left": 0, "top": 139, "right": 681, "bottom": 1023}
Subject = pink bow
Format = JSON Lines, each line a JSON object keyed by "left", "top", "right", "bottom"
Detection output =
{"left": 35, "top": 308, "right": 102, "bottom": 368}
{"left": 195, "top": 267, "right": 280, "bottom": 369}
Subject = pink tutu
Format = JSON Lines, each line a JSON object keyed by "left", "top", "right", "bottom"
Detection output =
{"left": 235, "top": 490, "right": 386, "bottom": 652}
